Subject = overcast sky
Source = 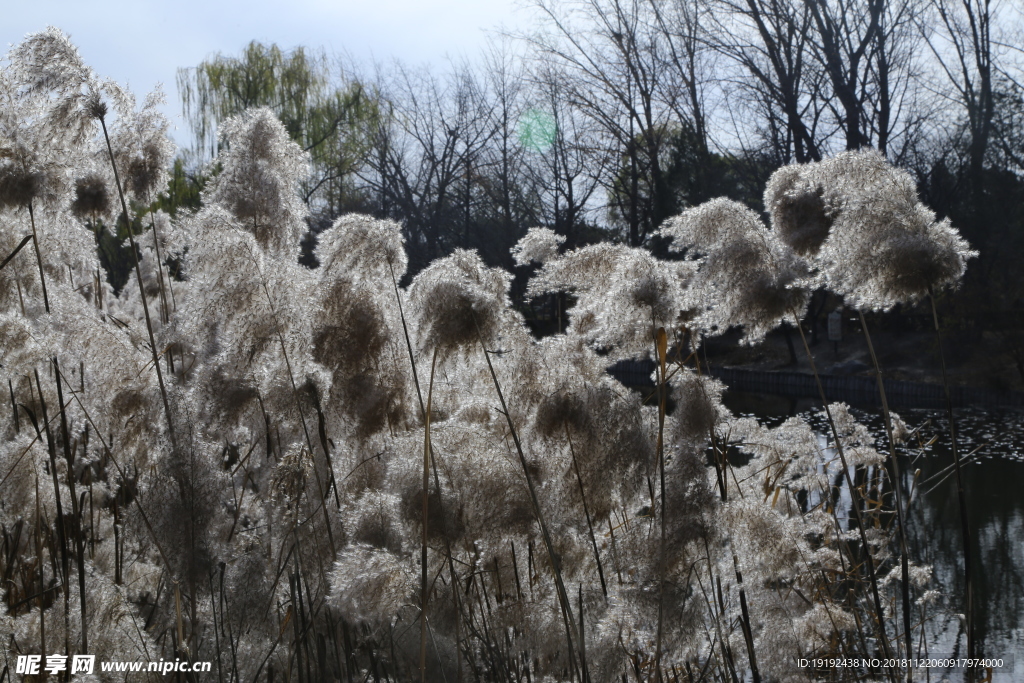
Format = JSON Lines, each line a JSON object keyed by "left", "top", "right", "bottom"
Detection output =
{"left": 3, "top": 0, "right": 531, "bottom": 148}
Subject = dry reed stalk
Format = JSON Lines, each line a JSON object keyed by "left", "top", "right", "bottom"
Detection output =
{"left": 8, "top": 379, "right": 17, "bottom": 433}
{"left": 26, "top": 202, "right": 50, "bottom": 313}
{"left": 13, "top": 260, "right": 28, "bottom": 316}
{"left": 475, "top": 318, "right": 588, "bottom": 683}
{"left": 35, "top": 475, "right": 45, "bottom": 656}
{"left": 928, "top": 288, "right": 974, "bottom": 666}
{"left": 859, "top": 310, "right": 913, "bottom": 672}
{"left": 389, "top": 260, "right": 464, "bottom": 682}
{"left": 0, "top": 234, "right": 32, "bottom": 274}
{"left": 607, "top": 517, "right": 623, "bottom": 585}
{"left": 53, "top": 362, "right": 177, "bottom": 586}
{"left": 144, "top": 209, "right": 173, "bottom": 325}
{"left": 97, "top": 114, "right": 177, "bottom": 454}
{"left": 653, "top": 327, "right": 668, "bottom": 683}
{"left": 792, "top": 319, "right": 898, "bottom": 682}
{"left": 32, "top": 368, "right": 69, "bottom": 600}
{"left": 564, "top": 425, "right": 607, "bottom": 598}
{"left": 52, "top": 357, "right": 87, "bottom": 653}
{"left": 731, "top": 553, "right": 760, "bottom": 683}
{"left": 420, "top": 347, "right": 437, "bottom": 683}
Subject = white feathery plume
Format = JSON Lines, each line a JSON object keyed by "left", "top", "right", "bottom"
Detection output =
{"left": 766, "top": 150, "right": 977, "bottom": 310}
{"left": 107, "top": 87, "right": 175, "bottom": 202}
{"left": 511, "top": 226, "right": 565, "bottom": 266}
{"left": 408, "top": 248, "right": 516, "bottom": 352}
{"left": 659, "top": 198, "right": 810, "bottom": 343}
{"left": 203, "top": 107, "right": 310, "bottom": 261}
{"left": 329, "top": 543, "right": 416, "bottom": 627}
{"left": 528, "top": 243, "right": 691, "bottom": 358}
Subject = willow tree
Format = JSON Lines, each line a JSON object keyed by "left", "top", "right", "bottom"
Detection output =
{"left": 177, "top": 41, "right": 378, "bottom": 217}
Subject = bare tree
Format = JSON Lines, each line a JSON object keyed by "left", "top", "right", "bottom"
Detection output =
{"left": 524, "top": 62, "right": 607, "bottom": 247}
{"left": 473, "top": 42, "right": 542, "bottom": 264}
{"left": 707, "top": 0, "right": 826, "bottom": 163}
{"left": 526, "top": 0, "right": 686, "bottom": 245}
{"left": 922, "top": 0, "right": 996, "bottom": 197}
{"left": 361, "top": 62, "right": 493, "bottom": 271}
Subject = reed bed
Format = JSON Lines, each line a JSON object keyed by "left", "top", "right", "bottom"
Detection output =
{"left": 0, "top": 29, "right": 981, "bottom": 682}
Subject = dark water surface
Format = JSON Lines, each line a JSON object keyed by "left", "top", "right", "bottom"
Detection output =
{"left": 723, "top": 391, "right": 1024, "bottom": 682}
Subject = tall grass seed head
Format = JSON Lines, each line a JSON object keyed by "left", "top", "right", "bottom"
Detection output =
{"left": 205, "top": 107, "right": 310, "bottom": 259}
{"left": 764, "top": 162, "right": 833, "bottom": 255}
{"left": 811, "top": 150, "right": 977, "bottom": 309}
{"left": 316, "top": 213, "right": 408, "bottom": 280}
{"left": 512, "top": 226, "right": 565, "bottom": 266}
{"left": 660, "top": 198, "right": 811, "bottom": 343}
{"left": 410, "top": 248, "right": 512, "bottom": 350}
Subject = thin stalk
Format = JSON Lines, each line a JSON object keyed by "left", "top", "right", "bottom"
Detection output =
{"left": 174, "top": 581, "right": 186, "bottom": 657}
{"left": 35, "top": 475, "right": 45, "bottom": 656}
{"left": 859, "top": 310, "right": 913, "bottom": 672}
{"left": 578, "top": 585, "right": 587, "bottom": 680}
{"left": 13, "top": 260, "right": 27, "bottom": 316}
{"left": 26, "top": 202, "right": 49, "bottom": 313}
{"left": 792, "top": 319, "right": 897, "bottom": 680}
{"left": 52, "top": 362, "right": 175, "bottom": 576}
{"left": 97, "top": 115, "right": 177, "bottom": 453}
{"left": 0, "top": 234, "right": 32, "bottom": 273}
{"left": 928, "top": 289, "right": 974, "bottom": 664}
{"left": 564, "top": 425, "right": 607, "bottom": 598}
{"left": 654, "top": 327, "right": 668, "bottom": 683}
{"left": 475, "top": 319, "right": 587, "bottom": 682}
{"left": 420, "top": 347, "right": 438, "bottom": 683}
{"left": 272, "top": 321, "right": 337, "bottom": 555}
{"left": 8, "top": 380, "right": 17, "bottom": 433}
{"left": 33, "top": 369, "right": 69, "bottom": 593}
{"left": 732, "top": 553, "right": 760, "bottom": 683}
{"left": 388, "top": 260, "right": 464, "bottom": 682}
{"left": 607, "top": 517, "right": 623, "bottom": 585}
{"left": 52, "top": 358, "right": 87, "bottom": 653}
{"left": 146, "top": 209, "right": 173, "bottom": 324}
{"left": 510, "top": 541, "right": 523, "bottom": 601}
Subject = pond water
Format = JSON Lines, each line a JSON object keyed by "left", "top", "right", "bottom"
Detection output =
{"left": 722, "top": 391, "right": 1024, "bottom": 682}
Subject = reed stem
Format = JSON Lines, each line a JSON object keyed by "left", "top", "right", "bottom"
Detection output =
{"left": 859, "top": 310, "right": 913, "bottom": 672}
{"left": 928, "top": 288, "right": 974, "bottom": 666}
{"left": 475, "top": 318, "right": 587, "bottom": 682}
{"left": 420, "top": 347, "right": 437, "bottom": 683}
{"left": 97, "top": 114, "right": 177, "bottom": 453}
{"left": 792, "top": 319, "right": 897, "bottom": 682}
{"left": 653, "top": 327, "right": 668, "bottom": 683}
{"left": 26, "top": 202, "right": 49, "bottom": 313}
{"left": 52, "top": 357, "right": 88, "bottom": 653}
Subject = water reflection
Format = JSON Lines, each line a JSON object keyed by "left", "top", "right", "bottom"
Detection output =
{"left": 723, "top": 392, "right": 1024, "bottom": 681}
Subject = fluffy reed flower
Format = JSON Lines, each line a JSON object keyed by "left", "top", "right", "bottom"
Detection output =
{"left": 71, "top": 172, "right": 111, "bottom": 219}
{"left": 204, "top": 107, "right": 310, "bottom": 260}
{"left": 312, "top": 214, "right": 410, "bottom": 437}
{"left": 659, "top": 198, "right": 810, "bottom": 343}
{"left": 0, "top": 71, "right": 65, "bottom": 210}
{"left": 728, "top": 414, "right": 829, "bottom": 493}
{"left": 142, "top": 438, "right": 231, "bottom": 585}
{"left": 409, "top": 249, "right": 513, "bottom": 350}
{"left": 511, "top": 226, "right": 565, "bottom": 266}
{"left": 528, "top": 243, "right": 691, "bottom": 357}
{"left": 768, "top": 150, "right": 977, "bottom": 310}
{"left": 329, "top": 544, "right": 416, "bottom": 626}
{"left": 108, "top": 88, "right": 174, "bottom": 201}
{"left": 5, "top": 27, "right": 107, "bottom": 146}
{"left": 316, "top": 213, "right": 408, "bottom": 279}
{"left": 669, "top": 369, "right": 726, "bottom": 447}
{"left": 763, "top": 162, "right": 832, "bottom": 256}
{"left": 345, "top": 490, "right": 405, "bottom": 553}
